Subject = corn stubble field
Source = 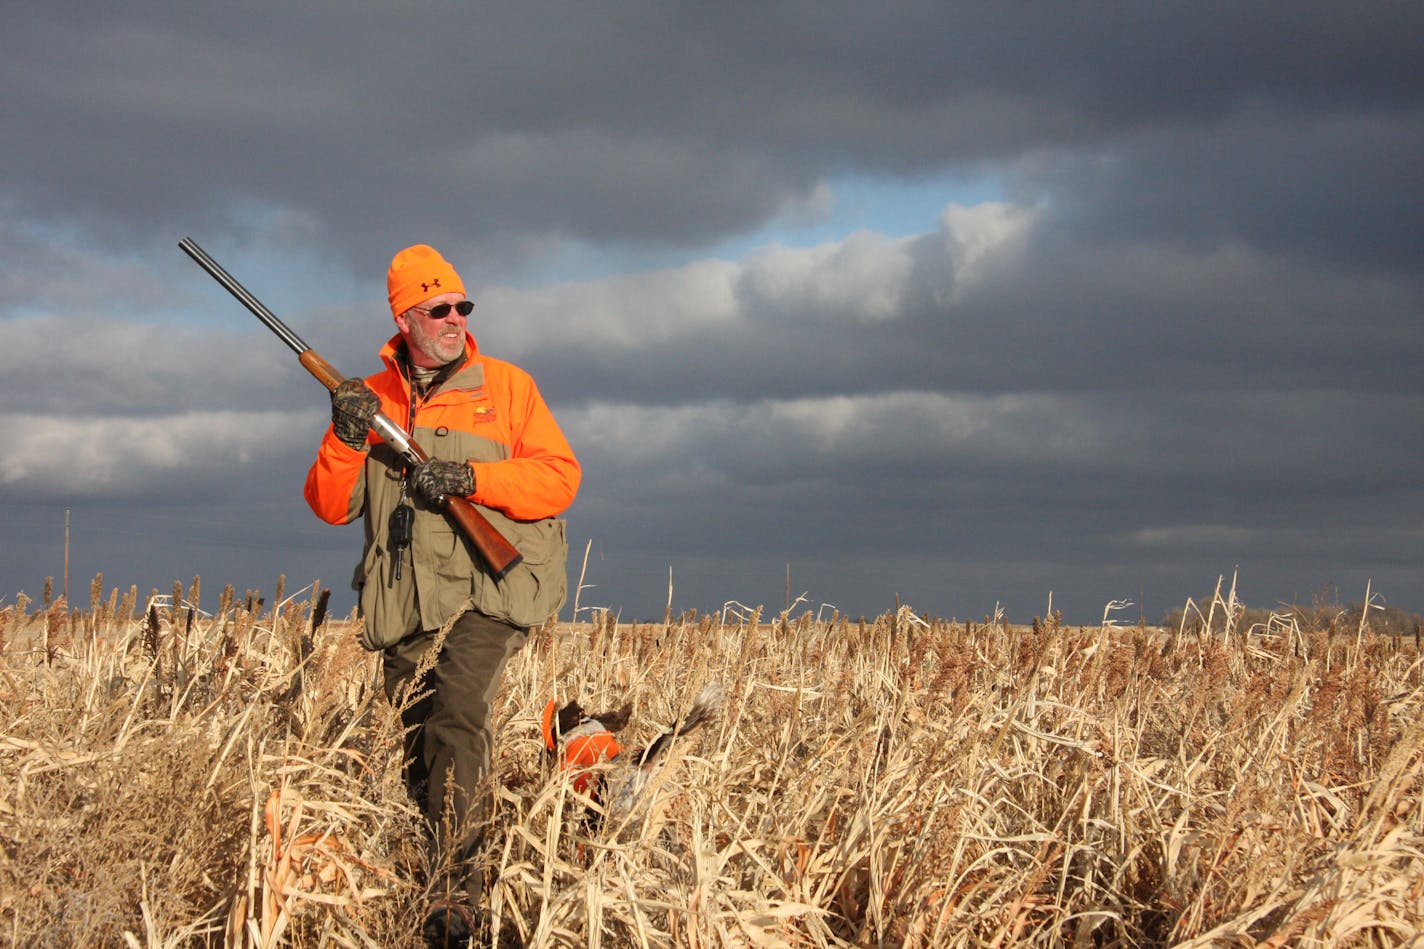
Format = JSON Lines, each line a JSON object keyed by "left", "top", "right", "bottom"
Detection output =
{"left": 2, "top": 575, "right": 1422, "bottom": 948}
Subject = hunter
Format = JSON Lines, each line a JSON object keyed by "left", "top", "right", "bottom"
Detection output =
{"left": 304, "top": 244, "right": 581, "bottom": 945}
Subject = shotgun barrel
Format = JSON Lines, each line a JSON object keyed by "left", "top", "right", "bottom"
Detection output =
{"left": 178, "top": 237, "right": 523, "bottom": 579}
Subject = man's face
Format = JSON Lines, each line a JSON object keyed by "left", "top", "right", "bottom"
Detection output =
{"left": 395, "top": 291, "right": 469, "bottom": 368}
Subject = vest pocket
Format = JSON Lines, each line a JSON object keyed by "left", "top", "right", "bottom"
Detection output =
{"left": 472, "top": 517, "right": 568, "bottom": 628}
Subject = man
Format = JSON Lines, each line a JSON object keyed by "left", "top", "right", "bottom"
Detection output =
{"left": 304, "top": 244, "right": 581, "bottom": 945}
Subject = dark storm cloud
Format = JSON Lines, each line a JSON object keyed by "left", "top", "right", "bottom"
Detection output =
{"left": 1028, "top": 109, "right": 1424, "bottom": 270}
{"left": 5, "top": 3, "right": 1421, "bottom": 262}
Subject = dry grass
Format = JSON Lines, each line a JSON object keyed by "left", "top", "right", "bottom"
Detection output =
{"left": 2, "top": 577, "right": 1422, "bottom": 947}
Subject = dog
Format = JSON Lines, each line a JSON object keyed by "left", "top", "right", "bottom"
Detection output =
{"left": 541, "top": 680, "right": 725, "bottom": 828}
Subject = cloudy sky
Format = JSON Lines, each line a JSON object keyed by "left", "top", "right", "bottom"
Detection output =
{"left": 2, "top": 2, "right": 1420, "bottom": 625}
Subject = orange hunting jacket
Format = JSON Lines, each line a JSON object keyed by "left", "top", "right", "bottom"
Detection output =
{"left": 304, "top": 333, "right": 581, "bottom": 648}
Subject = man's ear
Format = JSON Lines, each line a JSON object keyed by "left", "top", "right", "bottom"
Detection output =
{"left": 393, "top": 311, "right": 411, "bottom": 335}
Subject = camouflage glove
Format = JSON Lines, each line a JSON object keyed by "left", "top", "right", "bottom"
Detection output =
{"left": 330, "top": 378, "right": 381, "bottom": 451}
{"left": 411, "top": 459, "right": 476, "bottom": 502}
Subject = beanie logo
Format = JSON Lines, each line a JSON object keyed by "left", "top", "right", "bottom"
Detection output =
{"left": 421, "top": 278, "right": 442, "bottom": 292}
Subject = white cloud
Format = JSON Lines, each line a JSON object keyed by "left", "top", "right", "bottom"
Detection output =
{"left": 0, "top": 314, "right": 297, "bottom": 415}
{"left": 939, "top": 201, "right": 1035, "bottom": 299}
{"left": 739, "top": 230, "right": 917, "bottom": 322}
{"left": 481, "top": 258, "right": 742, "bottom": 352}
{"left": 482, "top": 199, "right": 1040, "bottom": 359}
{"left": 563, "top": 389, "right": 1099, "bottom": 479}
{"left": 0, "top": 409, "right": 323, "bottom": 496}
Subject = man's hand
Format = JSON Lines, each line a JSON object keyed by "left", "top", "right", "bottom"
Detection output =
{"left": 331, "top": 378, "right": 381, "bottom": 450}
{"left": 412, "top": 459, "right": 476, "bottom": 502}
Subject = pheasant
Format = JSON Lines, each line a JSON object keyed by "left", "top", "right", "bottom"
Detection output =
{"left": 541, "top": 680, "right": 725, "bottom": 827}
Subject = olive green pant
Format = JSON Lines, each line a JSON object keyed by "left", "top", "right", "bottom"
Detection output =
{"left": 381, "top": 609, "right": 528, "bottom": 900}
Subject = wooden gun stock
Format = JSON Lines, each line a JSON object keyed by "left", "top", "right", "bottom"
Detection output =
{"left": 181, "top": 237, "right": 523, "bottom": 579}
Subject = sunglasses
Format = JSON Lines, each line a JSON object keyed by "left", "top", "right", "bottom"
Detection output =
{"left": 413, "top": 300, "right": 474, "bottom": 319}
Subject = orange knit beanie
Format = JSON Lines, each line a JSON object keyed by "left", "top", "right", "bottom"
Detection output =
{"left": 387, "top": 245, "right": 465, "bottom": 317}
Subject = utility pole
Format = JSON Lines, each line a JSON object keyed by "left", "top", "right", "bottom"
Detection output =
{"left": 63, "top": 509, "right": 70, "bottom": 603}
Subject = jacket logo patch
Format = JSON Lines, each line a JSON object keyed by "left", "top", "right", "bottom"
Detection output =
{"left": 473, "top": 406, "right": 497, "bottom": 422}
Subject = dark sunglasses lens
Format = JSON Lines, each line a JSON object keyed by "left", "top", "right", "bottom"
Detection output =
{"left": 428, "top": 300, "right": 474, "bottom": 319}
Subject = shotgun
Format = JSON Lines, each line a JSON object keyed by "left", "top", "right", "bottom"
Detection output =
{"left": 178, "top": 237, "right": 524, "bottom": 579}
